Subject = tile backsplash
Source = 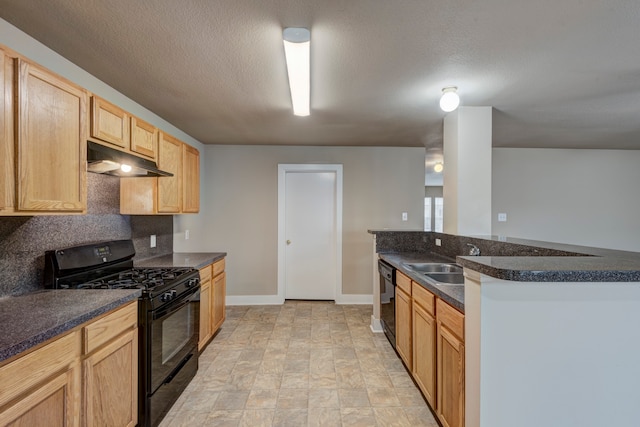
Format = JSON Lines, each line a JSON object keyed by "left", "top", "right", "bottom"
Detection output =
{"left": 0, "top": 173, "right": 172, "bottom": 296}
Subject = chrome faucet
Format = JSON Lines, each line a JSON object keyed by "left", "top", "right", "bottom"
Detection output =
{"left": 466, "top": 243, "right": 481, "bottom": 256}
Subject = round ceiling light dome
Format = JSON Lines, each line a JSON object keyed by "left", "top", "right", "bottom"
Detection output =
{"left": 439, "top": 86, "right": 460, "bottom": 112}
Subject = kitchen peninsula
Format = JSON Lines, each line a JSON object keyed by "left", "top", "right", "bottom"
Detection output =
{"left": 370, "top": 230, "right": 640, "bottom": 427}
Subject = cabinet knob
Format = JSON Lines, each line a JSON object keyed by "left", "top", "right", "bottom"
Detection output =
{"left": 286, "top": 240, "right": 291, "bottom": 245}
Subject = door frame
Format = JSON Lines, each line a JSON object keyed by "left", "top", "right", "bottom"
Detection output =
{"left": 277, "top": 164, "right": 343, "bottom": 303}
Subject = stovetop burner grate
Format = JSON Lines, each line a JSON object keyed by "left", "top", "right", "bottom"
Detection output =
{"left": 74, "top": 267, "right": 196, "bottom": 291}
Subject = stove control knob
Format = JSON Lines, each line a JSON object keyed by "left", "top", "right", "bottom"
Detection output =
{"left": 161, "top": 291, "right": 175, "bottom": 302}
{"left": 186, "top": 278, "right": 198, "bottom": 288}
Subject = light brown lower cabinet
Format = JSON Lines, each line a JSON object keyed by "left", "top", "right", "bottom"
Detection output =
{"left": 199, "top": 257, "right": 226, "bottom": 351}
{"left": 0, "top": 301, "right": 138, "bottom": 427}
{"left": 82, "top": 302, "right": 138, "bottom": 427}
{"left": 393, "top": 268, "right": 465, "bottom": 427}
{"left": 436, "top": 298, "right": 465, "bottom": 427}
{"left": 412, "top": 283, "right": 437, "bottom": 407}
{"left": 395, "top": 271, "right": 413, "bottom": 368}
{"left": 212, "top": 271, "right": 226, "bottom": 333}
{"left": 198, "top": 264, "right": 213, "bottom": 351}
{"left": 0, "top": 331, "right": 81, "bottom": 426}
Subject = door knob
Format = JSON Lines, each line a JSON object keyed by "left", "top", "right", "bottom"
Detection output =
{"left": 286, "top": 240, "right": 291, "bottom": 245}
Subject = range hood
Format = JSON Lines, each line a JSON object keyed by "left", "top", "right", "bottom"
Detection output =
{"left": 87, "top": 141, "right": 173, "bottom": 177}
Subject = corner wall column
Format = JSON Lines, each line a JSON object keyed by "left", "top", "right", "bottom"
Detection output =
{"left": 443, "top": 106, "right": 493, "bottom": 235}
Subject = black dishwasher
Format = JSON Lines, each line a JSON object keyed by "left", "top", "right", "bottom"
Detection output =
{"left": 379, "top": 259, "right": 396, "bottom": 348}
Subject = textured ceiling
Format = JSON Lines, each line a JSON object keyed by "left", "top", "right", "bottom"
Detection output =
{"left": 1, "top": 0, "right": 639, "bottom": 152}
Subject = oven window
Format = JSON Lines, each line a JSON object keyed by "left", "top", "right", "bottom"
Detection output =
{"left": 162, "top": 303, "right": 193, "bottom": 364}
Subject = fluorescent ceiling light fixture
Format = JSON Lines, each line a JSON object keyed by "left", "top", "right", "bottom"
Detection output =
{"left": 283, "top": 27, "right": 310, "bottom": 116}
{"left": 439, "top": 86, "right": 460, "bottom": 112}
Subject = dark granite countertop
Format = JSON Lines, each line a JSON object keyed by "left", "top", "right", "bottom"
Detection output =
{"left": 456, "top": 255, "right": 640, "bottom": 282}
{"left": 0, "top": 289, "right": 140, "bottom": 364}
{"left": 370, "top": 230, "right": 640, "bottom": 284}
{"left": 134, "top": 252, "right": 226, "bottom": 270}
{"left": 379, "top": 252, "right": 465, "bottom": 312}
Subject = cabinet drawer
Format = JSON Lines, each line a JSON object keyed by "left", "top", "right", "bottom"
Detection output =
{"left": 396, "top": 271, "right": 412, "bottom": 295}
{"left": 0, "top": 330, "right": 80, "bottom": 407}
{"left": 436, "top": 299, "right": 464, "bottom": 340}
{"left": 199, "top": 264, "right": 212, "bottom": 283}
{"left": 212, "top": 258, "right": 225, "bottom": 277}
{"left": 412, "top": 282, "right": 435, "bottom": 316}
{"left": 83, "top": 302, "right": 137, "bottom": 354}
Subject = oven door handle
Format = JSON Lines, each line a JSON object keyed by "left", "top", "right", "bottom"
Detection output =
{"left": 152, "top": 287, "right": 200, "bottom": 320}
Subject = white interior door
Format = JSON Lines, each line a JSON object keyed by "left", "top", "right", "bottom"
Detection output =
{"left": 278, "top": 164, "right": 342, "bottom": 301}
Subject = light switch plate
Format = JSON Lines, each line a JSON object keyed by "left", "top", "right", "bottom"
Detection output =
{"left": 402, "top": 212, "right": 408, "bottom": 221}
{"left": 150, "top": 234, "right": 156, "bottom": 248}
{"left": 498, "top": 213, "right": 507, "bottom": 222}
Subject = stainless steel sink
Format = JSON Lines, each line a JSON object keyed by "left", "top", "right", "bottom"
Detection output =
{"left": 402, "top": 262, "right": 464, "bottom": 285}
{"left": 423, "top": 273, "right": 464, "bottom": 285}
{"left": 402, "top": 262, "right": 463, "bottom": 274}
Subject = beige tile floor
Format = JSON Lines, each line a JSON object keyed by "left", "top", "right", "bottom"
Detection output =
{"left": 159, "top": 301, "right": 439, "bottom": 427}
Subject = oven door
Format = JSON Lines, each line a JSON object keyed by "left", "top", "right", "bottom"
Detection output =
{"left": 149, "top": 287, "right": 200, "bottom": 393}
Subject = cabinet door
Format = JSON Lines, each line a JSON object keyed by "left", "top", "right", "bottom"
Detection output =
{"left": 182, "top": 144, "right": 200, "bottom": 213}
{"left": 90, "top": 96, "right": 129, "bottom": 149}
{"left": 0, "top": 330, "right": 81, "bottom": 426}
{"left": 130, "top": 116, "right": 157, "bottom": 160}
{"left": 157, "top": 132, "right": 182, "bottom": 213}
{"left": 437, "top": 322, "right": 465, "bottom": 427}
{"left": 395, "top": 286, "right": 412, "bottom": 368}
{"left": 0, "top": 367, "right": 79, "bottom": 427}
{"left": 198, "top": 279, "right": 212, "bottom": 351}
{"left": 212, "top": 271, "right": 226, "bottom": 334}
{"left": 413, "top": 302, "right": 437, "bottom": 407}
{"left": 436, "top": 299, "right": 465, "bottom": 427}
{"left": 0, "top": 50, "right": 12, "bottom": 212}
{"left": 17, "top": 60, "right": 87, "bottom": 212}
{"left": 120, "top": 177, "right": 157, "bottom": 215}
{"left": 83, "top": 328, "right": 138, "bottom": 427}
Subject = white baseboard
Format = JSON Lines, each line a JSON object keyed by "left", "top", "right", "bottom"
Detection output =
{"left": 225, "top": 294, "right": 373, "bottom": 306}
{"left": 225, "top": 295, "right": 284, "bottom": 306}
{"left": 335, "top": 294, "right": 373, "bottom": 305}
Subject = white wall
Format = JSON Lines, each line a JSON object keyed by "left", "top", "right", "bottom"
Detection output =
{"left": 173, "top": 145, "right": 425, "bottom": 300}
{"left": 492, "top": 148, "right": 640, "bottom": 252}
{"left": 465, "top": 273, "right": 640, "bottom": 427}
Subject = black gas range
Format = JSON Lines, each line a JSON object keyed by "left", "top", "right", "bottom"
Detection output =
{"left": 44, "top": 239, "right": 200, "bottom": 427}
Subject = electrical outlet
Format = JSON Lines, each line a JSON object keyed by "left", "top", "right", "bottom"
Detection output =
{"left": 150, "top": 235, "right": 156, "bottom": 248}
{"left": 498, "top": 213, "right": 507, "bottom": 222}
{"left": 435, "top": 238, "right": 442, "bottom": 246}
{"left": 402, "top": 212, "right": 408, "bottom": 221}
{"left": 185, "top": 229, "right": 190, "bottom": 240}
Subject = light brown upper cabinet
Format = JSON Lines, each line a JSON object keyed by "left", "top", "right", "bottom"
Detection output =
{"left": 90, "top": 96, "right": 129, "bottom": 149}
{"left": 182, "top": 143, "right": 200, "bottom": 213}
{"left": 15, "top": 59, "right": 87, "bottom": 213}
{"left": 157, "top": 132, "right": 183, "bottom": 213}
{"left": 0, "top": 48, "right": 11, "bottom": 213}
{"left": 120, "top": 136, "right": 199, "bottom": 215}
{"left": 90, "top": 95, "right": 158, "bottom": 162}
{"left": 130, "top": 116, "right": 158, "bottom": 160}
